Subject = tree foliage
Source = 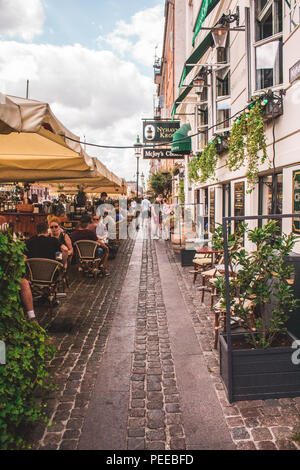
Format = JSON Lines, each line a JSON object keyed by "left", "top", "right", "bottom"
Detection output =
{"left": 150, "top": 171, "right": 172, "bottom": 198}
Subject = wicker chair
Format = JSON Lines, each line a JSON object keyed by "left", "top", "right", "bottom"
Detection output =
{"left": 73, "top": 240, "right": 103, "bottom": 278}
{"left": 25, "top": 258, "right": 64, "bottom": 308}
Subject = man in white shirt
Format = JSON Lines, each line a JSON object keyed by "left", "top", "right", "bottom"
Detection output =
{"left": 141, "top": 196, "right": 151, "bottom": 227}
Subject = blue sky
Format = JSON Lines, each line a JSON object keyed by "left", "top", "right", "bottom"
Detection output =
{"left": 0, "top": 0, "right": 165, "bottom": 179}
{"left": 41, "top": 0, "right": 163, "bottom": 50}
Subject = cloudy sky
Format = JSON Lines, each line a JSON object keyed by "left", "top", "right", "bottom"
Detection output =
{"left": 0, "top": 0, "right": 165, "bottom": 180}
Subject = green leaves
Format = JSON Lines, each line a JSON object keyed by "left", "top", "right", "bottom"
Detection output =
{"left": 213, "top": 220, "right": 298, "bottom": 349}
{"left": 188, "top": 141, "right": 218, "bottom": 184}
{"left": 0, "top": 232, "right": 55, "bottom": 449}
{"left": 150, "top": 171, "right": 173, "bottom": 198}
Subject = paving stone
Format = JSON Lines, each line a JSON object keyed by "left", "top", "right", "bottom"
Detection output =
{"left": 271, "top": 426, "right": 293, "bottom": 439}
{"left": 166, "top": 414, "right": 182, "bottom": 426}
{"left": 127, "top": 438, "right": 145, "bottom": 450}
{"left": 44, "top": 432, "right": 61, "bottom": 446}
{"left": 169, "top": 425, "right": 184, "bottom": 437}
{"left": 226, "top": 417, "right": 245, "bottom": 428}
{"left": 236, "top": 441, "right": 256, "bottom": 450}
{"left": 131, "top": 399, "right": 145, "bottom": 408}
{"left": 170, "top": 438, "right": 186, "bottom": 450}
{"left": 146, "top": 442, "right": 165, "bottom": 450}
{"left": 251, "top": 427, "right": 273, "bottom": 441}
{"left": 128, "top": 418, "right": 146, "bottom": 428}
{"left": 275, "top": 440, "right": 298, "bottom": 450}
{"left": 146, "top": 430, "right": 166, "bottom": 441}
{"left": 128, "top": 428, "right": 145, "bottom": 438}
{"left": 231, "top": 427, "right": 251, "bottom": 440}
{"left": 166, "top": 403, "right": 181, "bottom": 413}
{"left": 256, "top": 441, "right": 277, "bottom": 450}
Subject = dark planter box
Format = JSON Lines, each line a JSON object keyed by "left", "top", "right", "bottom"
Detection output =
{"left": 220, "top": 332, "right": 300, "bottom": 402}
{"left": 180, "top": 249, "right": 196, "bottom": 267}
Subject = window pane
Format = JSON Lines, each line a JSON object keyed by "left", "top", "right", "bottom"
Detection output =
{"left": 216, "top": 69, "right": 230, "bottom": 97}
{"left": 256, "top": 5, "right": 273, "bottom": 40}
{"left": 255, "top": 39, "right": 282, "bottom": 89}
{"left": 217, "top": 98, "right": 231, "bottom": 129}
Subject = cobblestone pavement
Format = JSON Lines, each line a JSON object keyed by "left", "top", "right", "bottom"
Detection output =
{"left": 166, "top": 243, "right": 300, "bottom": 451}
{"left": 28, "top": 234, "right": 300, "bottom": 451}
{"left": 126, "top": 238, "right": 186, "bottom": 451}
{"left": 29, "top": 238, "right": 135, "bottom": 450}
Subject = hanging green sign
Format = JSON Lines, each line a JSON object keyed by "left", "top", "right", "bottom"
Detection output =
{"left": 293, "top": 170, "right": 300, "bottom": 233}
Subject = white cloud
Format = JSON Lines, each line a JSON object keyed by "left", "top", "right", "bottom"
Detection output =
{"left": 0, "top": 41, "right": 154, "bottom": 179}
{"left": 98, "top": 5, "right": 164, "bottom": 67}
{"left": 0, "top": 0, "right": 45, "bottom": 41}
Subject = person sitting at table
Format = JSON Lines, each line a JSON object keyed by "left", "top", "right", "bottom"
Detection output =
{"left": 70, "top": 214, "right": 109, "bottom": 276}
{"left": 26, "top": 222, "right": 68, "bottom": 264}
{"left": 48, "top": 218, "right": 73, "bottom": 267}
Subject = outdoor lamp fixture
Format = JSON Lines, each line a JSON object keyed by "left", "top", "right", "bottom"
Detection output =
{"left": 134, "top": 135, "right": 142, "bottom": 200}
{"left": 211, "top": 10, "right": 242, "bottom": 49}
{"left": 193, "top": 75, "right": 206, "bottom": 95}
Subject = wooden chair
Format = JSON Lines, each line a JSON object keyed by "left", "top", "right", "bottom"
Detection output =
{"left": 73, "top": 240, "right": 103, "bottom": 278}
{"left": 25, "top": 258, "right": 64, "bottom": 309}
{"left": 213, "top": 298, "right": 255, "bottom": 349}
{"left": 191, "top": 253, "right": 213, "bottom": 284}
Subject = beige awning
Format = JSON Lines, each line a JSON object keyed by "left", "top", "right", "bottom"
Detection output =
{"left": 0, "top": 94, "right": 95, "bottom": 182}
{"left": 47, "top": 158, "right": 127, "bottom": 194}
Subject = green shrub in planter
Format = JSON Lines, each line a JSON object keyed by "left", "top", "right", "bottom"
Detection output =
{"left": 0, "top": 232, "right": 55, "bottom": 449}
{"left": 213, "top": 220, "right": 299, "bottom": 349}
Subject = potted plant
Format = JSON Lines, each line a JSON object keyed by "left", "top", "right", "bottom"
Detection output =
{"left": 213, "top": 220, "right": 300, "bottom": 402}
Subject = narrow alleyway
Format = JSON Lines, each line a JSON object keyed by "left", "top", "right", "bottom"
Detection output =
{"left": 31, "top": 233, "right": 300, "bottom": 451}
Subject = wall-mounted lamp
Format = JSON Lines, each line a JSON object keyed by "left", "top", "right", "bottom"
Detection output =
{"left": 193, "top": 76, "right": 206, "bottom": 95}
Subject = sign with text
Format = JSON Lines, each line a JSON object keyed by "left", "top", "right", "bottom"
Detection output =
{"left": 143, "top": 120, "right": 180, "bottom": 144}
{"left": 290, "top": 59, "right": 300, "bottom": 84}
{"left": 143, "top": 148, "right": 184, "bottom": 160}
{"left": 293, "top": 170, "right": 300, "bottom": 233}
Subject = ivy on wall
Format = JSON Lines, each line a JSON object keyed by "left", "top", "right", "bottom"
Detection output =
{"left": 188, "top": 97, "right": 271, "bottom": 192}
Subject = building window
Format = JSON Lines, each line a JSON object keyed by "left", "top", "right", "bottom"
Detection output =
{"left": 216, "top": 97, "right": 231, "bottom": 130}
{"left": 197, "top": 102, "right": 208, "bottom": 150}
{"left": 258, "top": 172, "right": 282, "bottom": 229}
{"left": 255, "top": 38, "right": 283, "bottom": 89}
{"left": 254, "top": 0, "right": 283, "bottom": 90}
{"left": 255, "top": 0, "right": 282, "bottom": 41}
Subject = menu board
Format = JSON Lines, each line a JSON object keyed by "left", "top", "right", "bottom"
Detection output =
{"left": 209, "top": 188, "right": 215, "bottom": 234}
{"left": 234, "top": 182, "right": 245, "bottom": 232}
{"left": 293, "top": 170, "right": 300, "bottom": 233}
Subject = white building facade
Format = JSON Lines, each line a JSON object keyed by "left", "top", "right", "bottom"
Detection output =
{"left": 159, "top": 0, "right": 300, "bottom": 250}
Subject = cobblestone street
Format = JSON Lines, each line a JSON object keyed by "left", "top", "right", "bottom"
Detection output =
{"left": 29, "top": 234, "right": 300, "bottom": 451}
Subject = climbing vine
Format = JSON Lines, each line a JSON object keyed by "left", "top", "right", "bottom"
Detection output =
{"left": 227, "top": 113, "right": 247, "bottom": 171}
{"left": 188, "top": 140, "right": 218, "bottom": 184}
{"left": 245, "top": 101, "right": 268, "bottom": 191}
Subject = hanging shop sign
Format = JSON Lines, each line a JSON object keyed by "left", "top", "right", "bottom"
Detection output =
{"left": 142, "top": 120, "right": 180, "bottom": 144}
{"left": 293, "top": 170, "right": 300, "bottom": 233}
{"left": 289, "top": 59, "right": 300, "bottom": 84}
{"left": 143, "top": 148, "right": 184, "bottom": 159}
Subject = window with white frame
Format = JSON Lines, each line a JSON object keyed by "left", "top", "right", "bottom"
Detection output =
{"left": 254, "top": 0, "right": 283, "bottom": 90}
{"left": 215, "top": 37, "right": 230, "bottom": 130}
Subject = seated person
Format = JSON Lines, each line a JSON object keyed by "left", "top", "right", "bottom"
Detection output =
{"left": 26, "top": 222, "right": 68, "bottom": 263}
{"left": 48, "top": 218, "right": 73, "bottom": 267}
{"left": 70, "top": 215, "right": 109, "bottom": 275}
